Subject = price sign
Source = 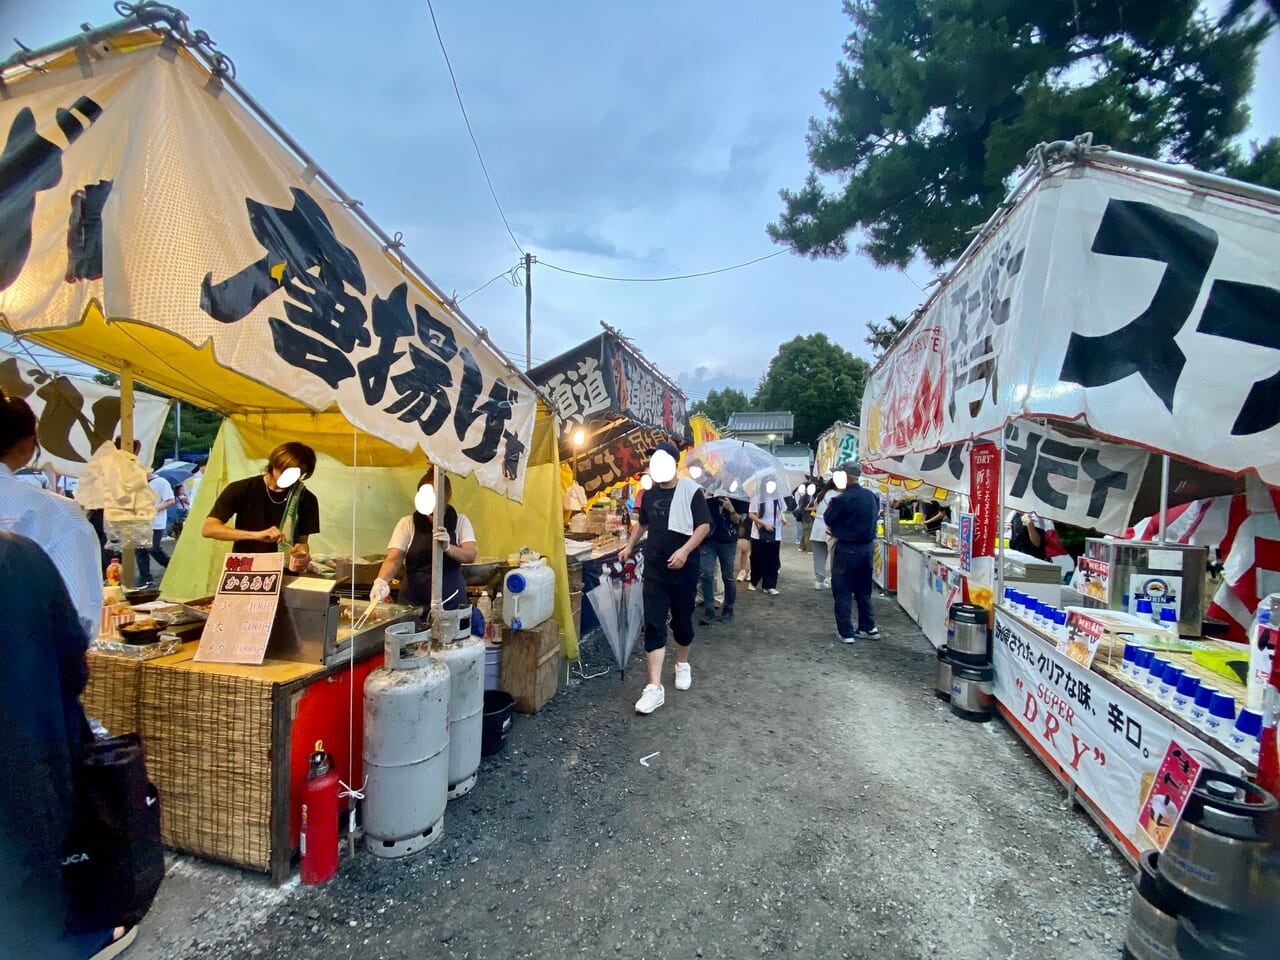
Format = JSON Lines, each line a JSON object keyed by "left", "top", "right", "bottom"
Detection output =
{"left": 195, "top": 553, "right": 285, "bottom": 665}
{"left": 1059, "top": 610, "right": 1106, "bottom": 669}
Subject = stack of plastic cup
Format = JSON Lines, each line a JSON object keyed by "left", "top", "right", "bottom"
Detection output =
{"left": 1122, "top": 643, "right": 1139, "bottom": 679}
{"left": 1157, "top": 664, "right": 1184, "bottom": 704}
{"left": 1135, "top": 597, "right": 1154, "bottom": 619}
{"left": 1145, "top": 657, "right": 1170, "bottom": 694}
{"left": 1158, "top": 607, "right": 1178, "bottom": 635}
{"left": 1171, "top": 673, "right": 1200, "bottom": 716}
{"left": 1133, "top": 649, "right": 1154, "bottom": 685}
{"left": 1189, "top": 685, "right": 1217, "bottom": 727}
{"left": 1228, "top": 709, "right": 1263, "bottom": 762}
{"left": 1054, "top": 610, "right": 1067, "bottom": 639}
{"left": 1204, "top": 691, "right": 1237, "bottom": 739}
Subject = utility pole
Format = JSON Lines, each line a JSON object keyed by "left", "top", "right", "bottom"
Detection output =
{"left": 523, "top": 252, "right": 534, "bottom": 371}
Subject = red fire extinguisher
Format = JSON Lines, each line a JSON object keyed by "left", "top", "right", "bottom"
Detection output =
{"left": 300, "top": 740, "right": 339, "bottom": 885}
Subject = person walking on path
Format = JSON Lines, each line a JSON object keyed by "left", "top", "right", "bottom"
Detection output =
{"left": 808, "top": 479, "right": 838, "bottom": 590}
{"left": 824, "top": 462, "right": 880, "bottom": 643}
{"left": 135, "top": 469, "right": 174, "bottom": 587}
{"left": 698, "top": 493, "right": 745, "bottom": 626}
{"left": 748, "top": 491, "right": 786, "bottom": 595}
{"left": 620, "top": 441, "right": 711, "bottom": 715}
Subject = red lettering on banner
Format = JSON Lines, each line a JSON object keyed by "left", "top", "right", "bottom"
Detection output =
{"left": 1034, "top": 683, "right": 1077, "bottom": 726}
{"left": 1023, "top": 692, "right": 1039, "bottom": 724}
{"left": 1043, "top": 711, "right": 1061, "bottom": 746}
{"left": 1069, "top": 735, "right": 1092, "bottom": 771}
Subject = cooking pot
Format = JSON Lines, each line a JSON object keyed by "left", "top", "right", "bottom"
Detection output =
{"left": 949, "top": 663, "right": 994, "bottom": 722}
{"left": 947, "top": 603, "right": 991, "bottom": 666}
{"left": 1158, "top": 771, "right": 1279, "bottom": 922}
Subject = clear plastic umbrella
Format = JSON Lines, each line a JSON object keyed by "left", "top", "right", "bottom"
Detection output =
{"left": 678, "top": 439, "right": 806, "bottom": 501}
{"left": 586, "top": 555, "right": 645, "bottom": 679}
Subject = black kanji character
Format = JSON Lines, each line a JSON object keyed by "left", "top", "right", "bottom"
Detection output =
{"left": 66, "top": 180, "right": 113, "bottom": 282}
{"left": 0, "top": 97, "right": 103, "bottom": 291}
{"left": 414, "top": 302, "right": 458, "bottom": 362}
{"left": 454, "top": 348, "right": 516, "bottom": 463}
{"left": 202, "top": 188, "right": 369, "bottom": 387}
{"left": 1078, "top": 450, "right": 1131, "bottom": 521}
{"left": 1060, "top": 199, "right": 1217, "bottom": 411}
{"left": 1125, "top": 717, "right": 1143, "bottom": 749}
{"left": 1077, "top": 680, "right": 1093, "bottom": 713}
{"left": 918, "top": 442, "right": 966, "bottom": 483}
{"left": 1107, "top": 702, "right": 1124, "bottom": 734}
{"left": 386, "top": 344, "right": 453, "bottom": 436}
{"left": 358, "top": 282, "right": 413, "bottom": 405}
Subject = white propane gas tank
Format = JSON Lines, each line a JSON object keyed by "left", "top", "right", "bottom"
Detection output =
{"left": 502, "top": 559, "right": 556, "bottom": 631}
{"left": 363, "top": 622, "right": 450, "bottom": 858}
{"left": 432, "top": 609, "right": 485, "bottom": 800}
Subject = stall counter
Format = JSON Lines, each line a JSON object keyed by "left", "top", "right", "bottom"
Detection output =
{"left": 992, "top": 606, "right": 1247, "bottom": 864}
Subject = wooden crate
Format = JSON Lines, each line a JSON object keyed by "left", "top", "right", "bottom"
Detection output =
{"left": 83, "top": 651, "right": 145, "bottom": 736}
{"left": 501, "top": 619, "right": 561, "bottom": 713}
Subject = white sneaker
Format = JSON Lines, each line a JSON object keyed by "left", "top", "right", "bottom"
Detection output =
{"left": 635, "top": 684, "right": 665, "bottom": 714}
{"left": 674, "top": 662, "right": 692, "bottom": 690}
{"left": 766, "top": 588, "right": 780, "bottom": 596}
{"left": 747, "top": 583, "right": 756, "bottom": 591}
{"left": 814, "top": 579, "right": 824, "bottom": 590}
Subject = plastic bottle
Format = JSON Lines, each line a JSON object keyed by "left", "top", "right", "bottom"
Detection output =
{"left": 1247, "top": 606, "right": 1274, "bottom": 711}
{"left": 105, "top": 557, "right": 121, "bottom": 586}
{"left": 476, "top": 589, "right": 492, "bottom": 624}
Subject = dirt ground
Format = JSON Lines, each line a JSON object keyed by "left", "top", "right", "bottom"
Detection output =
{"left": 129, "top": 547, "right": 1135, "bottom": 960}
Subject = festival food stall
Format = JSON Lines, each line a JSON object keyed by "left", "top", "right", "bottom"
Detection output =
{"left": 530, "top": 328, "right": 691, "bottom": 641}
{"left": 0, "top": 11, "right": 573, "bottom": 881}
{"left": 859, "top": 136, "right": 1280, "bottom": 863}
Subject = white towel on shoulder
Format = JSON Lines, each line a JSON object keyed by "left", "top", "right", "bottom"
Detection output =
{"left": 667, "top": 478, "right": 700, "bottom": 536}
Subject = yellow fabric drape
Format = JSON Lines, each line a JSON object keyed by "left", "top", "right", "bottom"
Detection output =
{"left": 162, "top": 418, "right": 577, "bottom": 658}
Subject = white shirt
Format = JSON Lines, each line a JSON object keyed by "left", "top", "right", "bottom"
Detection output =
{"left": 149, "top": 475, "right": 175, "bottom": 531}
{"left": 0, "top": 462, "right": 103, "bottom": 639}
{"left": 388, "top": 512, "right": 476, "bottom": 553}
{"left": 810, "top": 491, "right": 837, "bottom": 544}
{"left": 748, "top": 499, "right": 784, "bottom": 541}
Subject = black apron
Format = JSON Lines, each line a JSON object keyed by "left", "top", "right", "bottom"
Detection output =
{"left": 399, "top": 507, "right": 468, "bottom": 611}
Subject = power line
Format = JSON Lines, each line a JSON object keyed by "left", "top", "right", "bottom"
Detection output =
{"left": 424, "top": 0, "right": 525, "bottom": 256}
{"left": 457, "top": 263, "right": 523, "bottom": 304}
{"left": 537, "top": 249, "right": 788, "bottom": 282}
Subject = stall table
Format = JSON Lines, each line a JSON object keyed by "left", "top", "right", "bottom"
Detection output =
{"left": 992, "top": 606, "right": 1248, "bottom": 864}
{"left": 88, "top": 642, "right": 382, "bottom": 883}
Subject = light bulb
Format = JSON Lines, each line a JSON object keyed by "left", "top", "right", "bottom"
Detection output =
{"left": 571, "top": 427, "right": 586, "bottom": 447}
{"left": 650, "top": 449, "right": 677, "bottom": 483}
{"left": 834, "top": 471, "right": 848, "bottom": 491}
{"left": 415, "top": 483, "right": 437, "bottom": 516}
{"left": 765, "top": 479, "right": 777, "bottom": 495}
{"left": 640, "top": 474, "right": 653, "bottom": 490}
{"left": 276, "top": 466, "right": 302, "bottom": 489}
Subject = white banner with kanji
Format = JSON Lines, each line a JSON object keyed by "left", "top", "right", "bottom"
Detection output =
{"left": 0, "top": 44, "right": 536, "bottom": 497}
{"left": 993, "top": 610, "right": 1240, "bottom": 847}
{"left": 0, "top": 347, "right": 170, "bottom": 475}
{"left": 861, "top": 162, "right": 1280, "bottom": 486}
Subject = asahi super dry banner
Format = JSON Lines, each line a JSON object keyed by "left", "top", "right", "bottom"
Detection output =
{"left": 0, "top": 44, "right": 536, "bottom": 498}
{"left": 861, "top": 162, "right": 1280, "bottom": 487}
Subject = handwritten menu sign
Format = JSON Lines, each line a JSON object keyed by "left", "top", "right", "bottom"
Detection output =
{"left": 1137, "top": 740, "right": 1203, "bottom": 851}
{"left": 195, "top": 553, "right": 285, "bottom": 665}
{"left": 1059, "top": 610, "right": 1106, "bottom": 669}
{"left": 1071, "top": 556, "right": 1112, "bottom": 604}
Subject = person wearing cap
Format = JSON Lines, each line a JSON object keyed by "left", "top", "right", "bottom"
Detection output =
{"left": 823, "top": 460, "right": 880, "bottom": 643}
{"left": 619, "top": 440, "right": 711, "bottom": 715}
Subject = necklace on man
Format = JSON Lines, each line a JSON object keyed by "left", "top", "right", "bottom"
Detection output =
{"left": 265, "top": 483, "right": 288, "bottom": 505}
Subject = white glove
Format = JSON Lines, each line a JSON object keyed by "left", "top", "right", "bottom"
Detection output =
{"left": 370, "top": 578, "right": 391, "bottom": 603}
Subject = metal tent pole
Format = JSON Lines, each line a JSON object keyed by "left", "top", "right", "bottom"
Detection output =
{"left": 1157, "top": 455, "right": 1171, "bottom": 545}
{"left": 120, "top": 362, "right": 137, "bottom": 589}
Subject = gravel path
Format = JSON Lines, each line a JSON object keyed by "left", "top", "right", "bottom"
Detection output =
{"left": 131, "top": 547, "right": 1133, "bottom": 959}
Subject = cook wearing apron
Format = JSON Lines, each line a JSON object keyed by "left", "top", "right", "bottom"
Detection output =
{"left": 370, "top": 471, "right": 478, "bottom": 616}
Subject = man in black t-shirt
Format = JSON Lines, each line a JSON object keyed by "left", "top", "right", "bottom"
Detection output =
{"left": 620, "top": 442, "right": 711, "bottom": 715}
{"left": 202, "top": 442, "right": 320, "bottom": 569}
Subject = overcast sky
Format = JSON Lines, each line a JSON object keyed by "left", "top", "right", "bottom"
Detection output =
{"left": 4, "top": 1, "right": 1278, "bottom": 403}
